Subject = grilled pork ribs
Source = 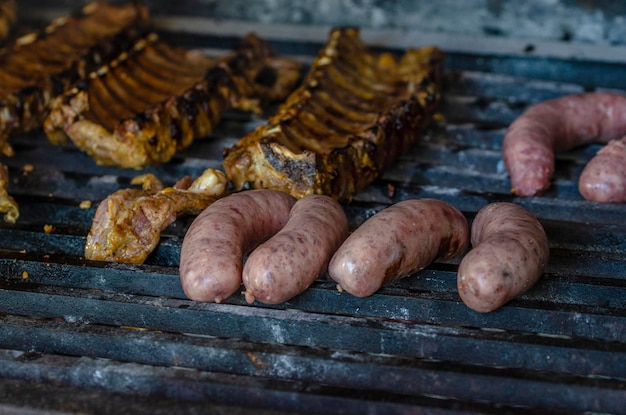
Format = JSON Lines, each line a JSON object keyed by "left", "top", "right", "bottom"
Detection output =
{"left": 0, "top": 1, "right": 149, "bottom": 156}
{"left": 0, "top": 1, "right": 147, "bottom": 223}
{"left": 223, "top": 28, "right": 444, "bottom": 201}
{"left": 44, "top": 33, "right": 302, "bottom": 168}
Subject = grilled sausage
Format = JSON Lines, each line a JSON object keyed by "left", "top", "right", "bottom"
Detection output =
{"left": 179, "top": 189, "right": 296, "bottom": 303}
{"left": 242, "top": 195, "right": 349, "bottom": 304}
{"left": 502, "top": 92, "right": 626, "bottom": 196}
{"left": 457, "top": 202, "right": 549, "bottom": 313}
{"left": 578, "top": 136, "right": 626, "bottom": 203}
{"left": 328, "top": 198, "right": 469, "bottom": 298}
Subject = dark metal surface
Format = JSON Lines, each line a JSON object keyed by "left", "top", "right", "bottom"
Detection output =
{"left": 0, "top": 9, "right": 625, "bottom": 415}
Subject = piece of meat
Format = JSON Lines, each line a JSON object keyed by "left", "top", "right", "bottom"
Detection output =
{"left": 578, "top": 136, "right": 626, "bottom": 203}
{"left": 179, "top": 189, "right": 296, "bottom": 303}
{"left": 0, "top": 1, "right": 149, "bottom": 157}
{"left": 457, "top": 202, "right": 549, "bottom": 313}
{"left": 222, "top": 27, "right": 444, "bottom": 202}
{"left": 84, "top": 168, "right": 228, "bottom": 264}
{"left": 328, "top": 198, "right": 469, "bottom": 298}
{"left": 0, "top": 0, "right": 16, "bottom": 43}
{"left": 242, "top": 194, "right": 349, "bottom": 304}
{"left": 0, "top": 163, "right": 18, "bottom": 223}
{"left": 44, "top": 33, "right": 302, "bottom": 168}
{"left": 502, "top": 92, "right": 626, "bottom": 196}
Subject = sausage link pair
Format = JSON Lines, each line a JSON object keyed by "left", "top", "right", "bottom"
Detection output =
{"left": 502, "top": 92, "right": 626, "bottom": 197}
{"left": 243, "top": 195, "right": 349, "bottom": 304}
{"left": 457, "top": 202, "right": 549, "bottom": 313}
{"left": 328, "top": 198, "right": 470, "bottom": 298}
{"left": 179, "top": 189, "right": 296, "bottom": 303}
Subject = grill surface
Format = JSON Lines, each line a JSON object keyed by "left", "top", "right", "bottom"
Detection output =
{"left": 0, "top": 6, "right": 625, "bottom": 415}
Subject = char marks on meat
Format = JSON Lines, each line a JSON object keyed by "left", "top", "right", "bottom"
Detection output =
{"left": 44, "top": 33, "right": 302, "bottom": 168}
{"left": 222, "top": 27, "right": 444, "bottom": 201}
{"left": 85, "top": 168, "right": 229, "bottom": 264}
{"left": 0, "top": 1, "right": 149, "bottom": 156}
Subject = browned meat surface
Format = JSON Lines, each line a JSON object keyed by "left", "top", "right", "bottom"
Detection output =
{"left": 84, "top": 168, "right": 228, "bottom": 264}
{"left": 0, "top": 1, "right": 148, "bottom": 157}
{"left": 0, "top": 0, "right": 16, "bottom": 43}
{"left": 0, "top": 0, "right": 16, "bottom": 221}
{"left": 0, "top": 163, "right": 17, "bottom": 223}
{"left": 222, "top": 27, "right": 444, "bottom": 201}
{"left": 44, "top": 33, "right": 302, "bottom": 169}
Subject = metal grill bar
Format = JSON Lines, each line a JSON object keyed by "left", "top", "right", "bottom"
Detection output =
{"left": 0, "top": 8, "right": 625, "bottom": 414}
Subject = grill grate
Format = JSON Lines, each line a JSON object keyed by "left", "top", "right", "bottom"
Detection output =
{"left": 0, "top": 10, "right": 625, "bottom": 415}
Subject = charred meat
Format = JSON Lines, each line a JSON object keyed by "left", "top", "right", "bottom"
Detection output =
{"left": 85, "top": 168, "right": 228, "bottom": 264}
{"left": 222, "top": 28, "right": 444, "bottom": 201}
{"left": 0, "top": 1, "right": 148, "bottom": 156}
{"left": 0, "top": 163, "right": 17, "bottom": 223}
{"left": 44, "top": 33, "right": 302, "bottom": 169}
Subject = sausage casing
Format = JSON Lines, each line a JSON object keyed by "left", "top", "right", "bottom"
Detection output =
{"left": 578, "top": 136, "right": 626, "bottom": 203}
{"left": 179, "top": 189, "right": 296, "bottom": 303}
{"left": 242, "top": 195, "right": 349, "bottom": 304}
{"left": 502, "top": 92, "right": 626, "bottom": 196}
{"left": 457, "top": 202, "right": 549, "bottom": 313}
{"left": 328, "top": 198, "right": 469, "bottom": 298}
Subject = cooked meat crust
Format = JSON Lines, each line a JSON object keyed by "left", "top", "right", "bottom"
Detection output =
{"left": 0, "top": 1, "right": 17, "bottom": 222}
{"left": 0, "top": 0, "right": 16, "bottom": 43}
{"left": 0, "top": 1, "right": 148, "bottom": 156}
{"left": 222, "top": 27, "right": 444, "bottom": 201}
{"left": 84, "top": 168, "right": 228, "bottom": 264}
{"left": 0, "top": 163, "right": 18, "bottom": 223}
{"left": 44, "top": 33, "right": 302, "bottom": 169}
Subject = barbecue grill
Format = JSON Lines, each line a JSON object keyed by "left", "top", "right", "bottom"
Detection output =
{"left": 1, "top": 1, "right": 625, "bottom": 414}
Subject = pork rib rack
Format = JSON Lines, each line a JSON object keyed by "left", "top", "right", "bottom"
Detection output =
{"left": 222, "top": 27, "right": 444, "bottom": 201}
{"left": 0, "top": 1, "right": 148, "bottom": 157}
{"left": 44, "top": 33, "right": 302, "bottom": 168}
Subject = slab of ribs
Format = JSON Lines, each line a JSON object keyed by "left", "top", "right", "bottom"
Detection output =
{"left": 222, "top": 27, "right": 445, "bottom": 202}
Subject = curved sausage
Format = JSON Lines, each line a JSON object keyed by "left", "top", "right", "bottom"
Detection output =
{"left": 179, "top": 189, "right": 296, "bottom": 303}
{"left": 502, "top": 92, "right": 626, "bottom": 196}
{"left": 242, "top": 195, "right": 349, "bottom": 304}
{"left": 578, "top": 136, "right": 626, "bottom": 203}
{"left": 328, "top": 198, "right": 469, "bottom": 298}
{"left": 457, "top": 202, "right": 549, "bottom": 313}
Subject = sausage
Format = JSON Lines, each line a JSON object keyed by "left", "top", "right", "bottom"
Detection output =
{"left": 328, "top": 198, "right": 469, "bottom": 298}
{"left": 242, "top": 195, "right": 349, "bottom": 304}
{"left": 179, "top": 189, "right": 296, "bottom": 303}
{"left": 578, "top": 136, "right": 626, "bottom": 203}
{"left": 502, "top": 92, "right": 626, "bottom": 196}
{"left": 457, "top": 202, "right": 549, "bottom": 313}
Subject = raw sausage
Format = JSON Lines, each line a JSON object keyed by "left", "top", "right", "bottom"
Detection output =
{"left": 578, "top": 136, "right": 626, "bottom": 203}
{"left": 502, "top": 92, "right": 626, "bottom": 196}
{"left": 328, "top": 198, "right": 469, "bottom": 298}
{"left": 179, "top": 189, "right": 296, "bottom": 303}
{"left": 242, "top": 195, "right": 349, "bottom": 304}
{"left": 457, "top": 202, "right": 549, "bottom": 313}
